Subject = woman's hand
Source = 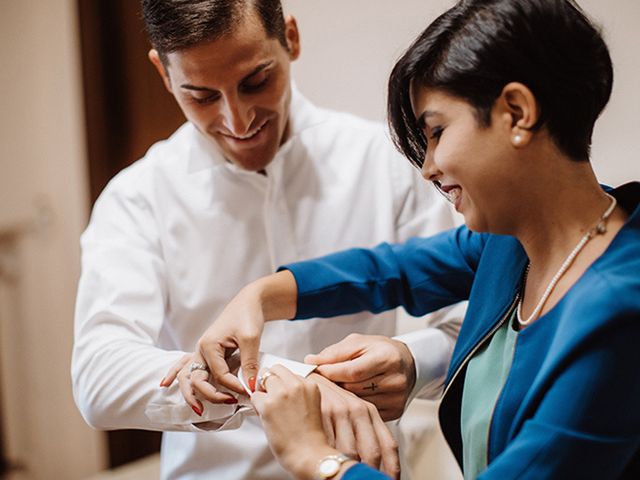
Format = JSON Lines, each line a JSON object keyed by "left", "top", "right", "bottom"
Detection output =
{"left": 194, "top": 283, "right": 268, "bottom": 396}
{"left": 305, "top": 333, "right": 416, "bottom": 421}
{"left": 251, "top": 365, "right": 359, "bottom": 480}
{"left": 306, "top": 373, "right": 400, "bottom": 476}
{"left": 164, "top": 271, "right": 298, "bottom": 400}
{"left": 162, "top": 356, "right": 398, "bottom": 476}
{"left": 160, "top": 293, "right": 265, "bottom": 403}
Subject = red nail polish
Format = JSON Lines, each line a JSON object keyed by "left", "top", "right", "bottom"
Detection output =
{"left": 192, "top": 405, "right": 202, "bottom": 416}
{"left": 248, "top": 376, "right": 256, "bottom": 392}
{"left": 159, "top": 378, "right": 167, "bottom": 387}
{"left": 224, "top": 397, "right": 238, "bottom": 405}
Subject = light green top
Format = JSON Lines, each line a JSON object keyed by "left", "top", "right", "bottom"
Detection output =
{"left": 460, "top": 307, "right": 519, "bottom": 479}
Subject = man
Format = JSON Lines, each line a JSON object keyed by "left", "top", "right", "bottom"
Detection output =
{"left": 72, "top": 1, "right": 460, "bottom": 478}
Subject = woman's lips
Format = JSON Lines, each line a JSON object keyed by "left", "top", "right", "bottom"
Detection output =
{"left": 433, "top": 182, "right": 462, "bottom": 203}
{"left": 435, "top": 182, "right": 463, "bottom": 209}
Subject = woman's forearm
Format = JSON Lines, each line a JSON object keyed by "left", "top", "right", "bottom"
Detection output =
{"left": 251, "top": 270, "right": 298, "bottom": 321}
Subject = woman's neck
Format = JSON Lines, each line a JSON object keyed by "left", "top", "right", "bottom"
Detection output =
{"left": 512, "top": 158, "right": 627, "bottom": 323}
{"left": 516, "top": 177, "right": 612, "bottom": 267}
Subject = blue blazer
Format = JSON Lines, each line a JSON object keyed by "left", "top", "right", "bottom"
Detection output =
{"left": 284, "top": 182, "right": 640, "bottom": 479}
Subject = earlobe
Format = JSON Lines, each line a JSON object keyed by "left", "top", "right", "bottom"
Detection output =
{"left": 500, "top": 82, "right": 539, "bottom": 148}
{"left": 284, "top": 15, "right": 301, "bottom": 61}
{"left": 512, "top": 132, "right": 524, "bottom": 146}
{"left": 148, "top": 49, "right": 173, "bottom": 94}
{"left": 511, "top": 126, "right": 530, "bottom": 148}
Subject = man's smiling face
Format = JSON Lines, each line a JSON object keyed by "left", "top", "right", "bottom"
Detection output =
{"left": 150, "top": 11, "right": 300, "bottom": 171}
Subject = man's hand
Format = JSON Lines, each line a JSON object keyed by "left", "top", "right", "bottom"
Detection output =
{"left": 305, "top": 334, "right": 416, "bottom": 421}
{"left": 160, "top": 352, "right": 239, "bottom": 415}
{"left": 306, "top": 373, "right": 400, "bottom": 475}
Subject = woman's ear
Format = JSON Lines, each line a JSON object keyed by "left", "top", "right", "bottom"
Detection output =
{"left": 498, "top": 82, "right": 540, "bottom": 148}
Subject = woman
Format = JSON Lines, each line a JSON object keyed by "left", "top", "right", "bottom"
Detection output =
{"left": 175, "top": 0, "right": 640, "bottom": 478}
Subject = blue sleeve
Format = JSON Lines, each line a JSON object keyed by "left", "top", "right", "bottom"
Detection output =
{"left": 342, "top": 463, "right": 390, "bottom": 479}
{"left": 280, "top": 226, "right": 486, "bottom": 320}
{"left": 479, "top": 308, "right": 640, "bottom": 479}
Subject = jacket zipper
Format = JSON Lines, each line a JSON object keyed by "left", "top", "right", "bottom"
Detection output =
{"left": 485, "top": 312, "right": 519, "bottom": 466}
{"left": 441, "top": 295, "right": 519, "bottom": 401}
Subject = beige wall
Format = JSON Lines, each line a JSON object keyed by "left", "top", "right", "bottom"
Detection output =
{"left": 0, "top": 1, "right": 105, "bottom": 478}
{"left": 285, "top": 0, "right": 640, "bottom": 185}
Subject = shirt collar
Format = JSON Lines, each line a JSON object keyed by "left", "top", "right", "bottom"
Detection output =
{"left": 283, "top": 83, "right": 328, "bottom": 142}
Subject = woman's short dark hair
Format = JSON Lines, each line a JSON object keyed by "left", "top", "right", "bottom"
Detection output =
{"left": 141, "top": 0, "right": 287, "bottom": 64}
{"left": 388, "top": 0, "right": 614, "bottom": 167}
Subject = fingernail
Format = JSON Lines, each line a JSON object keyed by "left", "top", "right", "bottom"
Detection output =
{"left": 191, "top": 405, "right": 202, "bottom": 416}
{"left": 248, "top": 376, "right": 256, "bottom": 392}
{"left": 159, "top": 377, "right": 167, "bottom": 387}
{"left": 224, "top": 397, "right": 238, "bottom": 405}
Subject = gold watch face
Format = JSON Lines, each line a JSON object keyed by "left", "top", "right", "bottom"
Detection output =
{"left": 318, "top": 458, "right": 341, "bottom": 478}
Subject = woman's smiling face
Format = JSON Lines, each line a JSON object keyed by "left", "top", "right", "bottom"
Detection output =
{"left": 411, "top": 86, "right": 519, "bottom": 234}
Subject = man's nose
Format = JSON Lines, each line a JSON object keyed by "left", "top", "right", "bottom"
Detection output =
{"left": 421, "top": 148, "right": 440, "bottom": 181}
{"left": 220, "top": 93, "right": 255, "bottom": 135}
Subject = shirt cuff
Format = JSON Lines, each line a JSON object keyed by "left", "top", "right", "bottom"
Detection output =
{"left": 393, "top": 327, "right": 455, "bottom": 402}
{"left": 145, "top": 352, "right": 316, "bottom": 431}
{"left": 237, "top": 352, "right": 317, "bottom": 395}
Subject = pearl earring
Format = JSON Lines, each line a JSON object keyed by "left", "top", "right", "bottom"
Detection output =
{"left": 513, "top": 134, "right": 523, "bottom": 146}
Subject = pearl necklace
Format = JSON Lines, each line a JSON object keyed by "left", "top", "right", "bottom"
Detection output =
{"left": 517, "top": 193, "right": 618, "bottom": 326}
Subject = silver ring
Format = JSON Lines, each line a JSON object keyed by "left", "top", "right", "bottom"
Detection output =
{"left": 189, "top": 362, "right": 210, "bottom": 374}
{"left": 259, "top": 370, "right": 274, "bottom": 391}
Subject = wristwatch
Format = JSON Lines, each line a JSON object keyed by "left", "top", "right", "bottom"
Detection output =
{"left": 314, "top": 453, "right": 352, "bottom": 479}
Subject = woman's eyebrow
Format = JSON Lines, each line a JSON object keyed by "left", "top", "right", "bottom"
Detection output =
{"left": 417, "top": 110, "right": 439, "bottom": 128}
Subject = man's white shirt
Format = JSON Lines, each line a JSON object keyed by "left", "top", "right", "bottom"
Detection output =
{"left": 72, "top": 89, "right": 461, "bottom": 479}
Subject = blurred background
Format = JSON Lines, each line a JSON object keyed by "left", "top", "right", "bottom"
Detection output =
{"left": 0, "top": 0, "right": 638, "bottom": 478}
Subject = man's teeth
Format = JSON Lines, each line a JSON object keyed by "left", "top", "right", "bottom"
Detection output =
{"left": 231, "top": 122, "right": 266, "bottom": 140}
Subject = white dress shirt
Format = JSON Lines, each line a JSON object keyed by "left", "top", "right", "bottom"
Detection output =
{"left": 72, "top": 89, "right": 460, "bottom": 479}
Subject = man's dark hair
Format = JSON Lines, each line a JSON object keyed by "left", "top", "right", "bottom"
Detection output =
{"left": 141, "top": 0, "right": 287, "bottom": 64}
{"left": 388, "top": 0, "right": 614, "bottom": 167}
